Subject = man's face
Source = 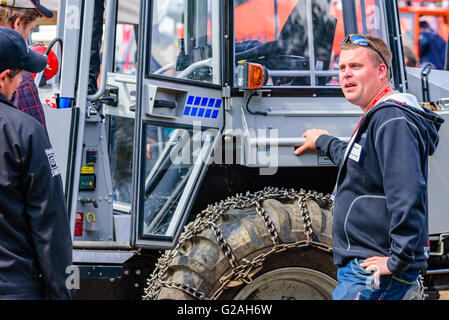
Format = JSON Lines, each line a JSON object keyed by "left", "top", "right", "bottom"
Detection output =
{"left": 338, "top": 47, "right": 385, "bottom": 110}
{"left": 16, "top": 18, "right": 38, "bottom": 40}
{"left": 3, "top": 70, "right": 24, "bottom": 100}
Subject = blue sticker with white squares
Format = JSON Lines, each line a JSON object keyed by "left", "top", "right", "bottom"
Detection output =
{"left": 183, "top": 95, "right": 222, "bottom": 119}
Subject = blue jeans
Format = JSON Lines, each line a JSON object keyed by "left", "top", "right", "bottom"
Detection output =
{"left": 332, "top": 258, "right": 419, "bottom": 300}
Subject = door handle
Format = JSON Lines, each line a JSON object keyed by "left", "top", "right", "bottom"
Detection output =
{"left": 154, "top": 99, "right": 177, "bottom": 109}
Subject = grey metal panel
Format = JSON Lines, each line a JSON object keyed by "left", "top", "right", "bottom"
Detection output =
{"left": 406, "top": 67, "right": 449, "bottom": 234}
{"left": 103, "top": 72, "right": 137, "bottom": 119}
{"left": 54, "top": 0, "right": 66, "bottom": 83}
{"left": 114, "top": 214, "right": 131, "bottom": 242}
{"left": 74, "top": 118, "right": 114, "bottom": 242}
{"left": 59, "top": 0, "right": 81, "bottom": 99}
{"left": 231, "top": 95, "right": 361, "bottom": 168}
{"left": 428, "top": 111, "right": 449, "bottom": 235}
{"left": 406, "top": 67, "right": 449, "bottom": 102}
{"left": 306, "top": 0, "right": 316, "bottom": 86}
{"left": 73, "top": 249, "right": 135, "bottom": 264}
{"left": 78, "top": 265, "right": 124, "bottom": 279}
{"left": 142, "top": 78, "right": 224, "bottom": 129}
{"left": 68, "top": 0, "right": 95, "bottom": 241}
{"left": 405, "top": 67, "right": 449, "bottom": 234}
{"left": 42, "top": 101, "right": 73, "bottom": 191}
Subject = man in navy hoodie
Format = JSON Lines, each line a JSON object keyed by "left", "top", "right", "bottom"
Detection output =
{"left": 418, "top": 20, "right": 446, "bottom": 70}
{"left": 295, "top": 34, "right": 444, "bottom": 300}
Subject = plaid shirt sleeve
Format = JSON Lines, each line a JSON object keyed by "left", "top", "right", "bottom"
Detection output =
{"left": 11, "top": 71, "right": 47, "bottom": 127}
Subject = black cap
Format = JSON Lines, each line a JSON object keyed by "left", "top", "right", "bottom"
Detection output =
{"left": 419, "top": 20, "right": 431, "bottom": 29}
{"left": 0, "top": 0, "right": 53, "bottom": 19}
{"left": 0, "top": 27, "right": 47, "bottom": 74}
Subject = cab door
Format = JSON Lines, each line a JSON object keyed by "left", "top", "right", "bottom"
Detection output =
{"left": 132, "top": 0, "right": 224, "bottom": 248}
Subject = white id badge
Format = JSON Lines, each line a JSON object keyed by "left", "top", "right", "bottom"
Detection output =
{"left": 348, "top": 143, "right": 362, "bottom": 162}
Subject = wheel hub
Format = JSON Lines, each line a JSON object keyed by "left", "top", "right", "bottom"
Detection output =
{"left": 233, "top": 267, "right": 338, "bottom": 300}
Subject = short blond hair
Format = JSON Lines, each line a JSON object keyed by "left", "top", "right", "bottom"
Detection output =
{"left": 0, "top": 6, "right": 40, "bottom": 26}
{"left": 341, "top": 34, "right": 392, "bottom": 79}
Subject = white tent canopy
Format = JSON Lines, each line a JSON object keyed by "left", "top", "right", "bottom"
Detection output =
{"left": 41, "top": 0, "right": 140, "bottom": 25}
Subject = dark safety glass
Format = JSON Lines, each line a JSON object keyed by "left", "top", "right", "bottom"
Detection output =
{"left": 341, "top": 34, "right": 390, "bottom": 69}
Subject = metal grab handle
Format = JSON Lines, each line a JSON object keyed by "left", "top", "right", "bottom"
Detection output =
{"left": 87, "top": 0, "right": 117, "bottom": 101}
{"left": 251, "top": 137, "right": 351, "bottom": 147}
{"left": 421, "top": 64, "right": 432, "bottom": 103}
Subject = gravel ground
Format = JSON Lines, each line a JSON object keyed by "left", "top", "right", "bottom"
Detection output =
{"left": 439, "top": 291, "right": 449, "bottom": 300}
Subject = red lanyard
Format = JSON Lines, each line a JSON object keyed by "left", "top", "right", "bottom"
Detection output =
{"left": 351, "top": 87, "right": 393, "bottom": 138}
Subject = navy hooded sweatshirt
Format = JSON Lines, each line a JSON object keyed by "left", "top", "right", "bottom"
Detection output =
{"left": 315, "top": 92, "right": 444, "bottom": 274}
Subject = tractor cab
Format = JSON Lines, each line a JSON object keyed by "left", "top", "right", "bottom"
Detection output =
{"left": 106, "top": 0, "right": 407, "bottom": 249}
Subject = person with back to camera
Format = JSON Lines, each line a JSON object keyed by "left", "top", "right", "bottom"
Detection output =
{"left": 294, "top": 34, "right": 444, "bottom": 300}
{"left": 0, "top": 27, "right": 73, "bottom": 300}
{"left": 418, "top": 20, "right": 446, "bottom": 70}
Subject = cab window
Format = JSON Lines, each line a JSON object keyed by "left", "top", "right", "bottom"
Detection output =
{"left": 115, "top": 24, "right": 138, "bottom": 75}
{"left": 234, "top": 0, "right": 388, "bottom": 87}
{"left": 148, "top": 0, "right": 221, "bottom": 85}
{"left": 400, "top": 12, "right": 414, "bottom": 49}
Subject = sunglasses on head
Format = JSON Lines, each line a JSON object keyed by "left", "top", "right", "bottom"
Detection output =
{"left": 341, "top": 34, "right": 390, "bottom": 69}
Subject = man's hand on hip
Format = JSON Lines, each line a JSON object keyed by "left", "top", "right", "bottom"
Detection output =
{"left": 360, "top": 256, "right": 392, "bottom": 287}
{"left": 294, "top": 129, "right": 329, "bottom": 156}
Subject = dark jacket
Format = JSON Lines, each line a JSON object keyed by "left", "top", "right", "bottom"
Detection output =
{"left": 316, "top": 93, "right": 444, "bottom": 274}
{"left": 418, "top": 30, "right": 446, "bottom": 70}
{"left": 0, "top": 93, "right": 73, "bottom": 299}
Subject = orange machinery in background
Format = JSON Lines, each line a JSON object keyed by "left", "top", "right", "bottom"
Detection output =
{"left": 399, "top": 5, "right": 449, "bottom": 59}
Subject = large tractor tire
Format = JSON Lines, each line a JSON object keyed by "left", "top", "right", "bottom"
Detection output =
{"left": 143, "top": 187, "right": 338, "bottom": 300}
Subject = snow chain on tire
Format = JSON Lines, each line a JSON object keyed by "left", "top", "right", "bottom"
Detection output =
{"left": 143, "top": 187, "right": 333, "bottom": 300}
